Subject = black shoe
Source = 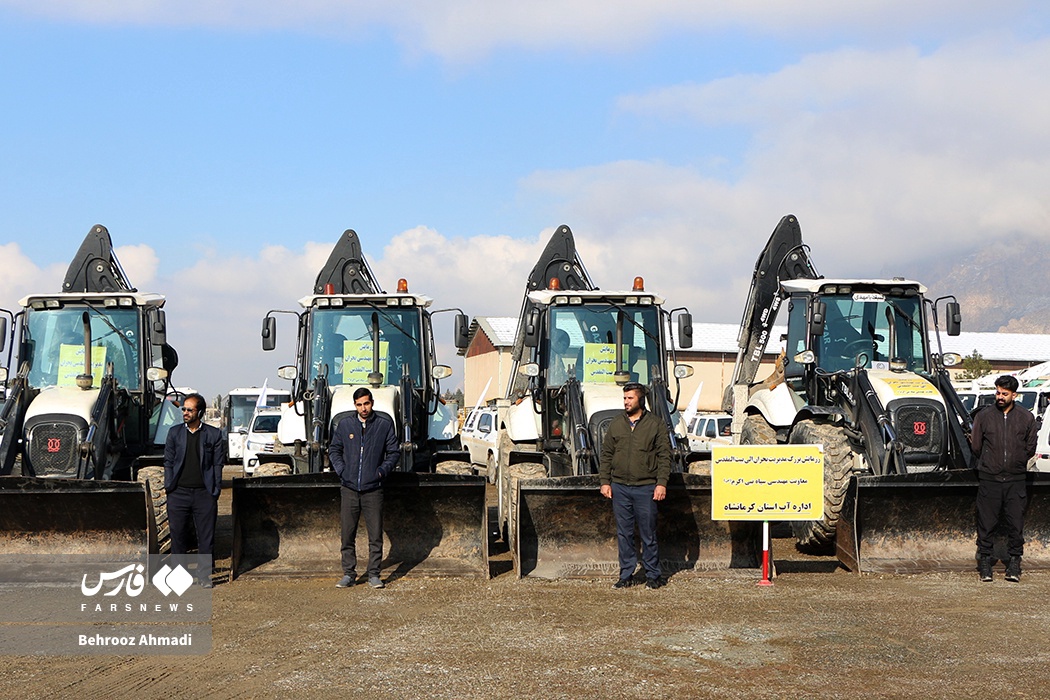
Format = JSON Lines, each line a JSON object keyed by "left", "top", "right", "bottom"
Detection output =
{"left": 612, "top": 578, "right": 635, "bottom": 589}
{"left": 1005, "top": 557, "right": 1022, "bottom": 583}
{"left": 978, "top": 556, "right": 993, "bottom": 583}
{"left": 336, "top": 575, "right": 355, "bottom": 588}
{"left": 645, "top": 578, "right": 663, "bottom": 590}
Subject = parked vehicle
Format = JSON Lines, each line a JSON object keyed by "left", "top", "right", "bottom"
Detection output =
{"left": 722, "top": 214, "right": 1042, "bottom": 573}
{"left": 1035, "top": 405, "right": 1050, "bottom": 473}
{"left": 461, "top": 406, "right": 498, "bottom": 475}
{"left": 0, "top": 224, "right": 179, "bottom": 557}
{"left": 242, "top": 407, "right": 283, "bottom": 475}
{"left": 686, "top": 413, "right": 732, "bottom": 453}
{"left": 222, "top": 386, "right": 292, "bottom": 463}
{"left": 232, "top": 228, "right": 485, "bottom": 580}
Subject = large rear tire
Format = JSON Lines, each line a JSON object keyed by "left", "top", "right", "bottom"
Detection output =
{"left": 788, "top": 419, "right": 854, "bottom": 553}
{"left": 137, "top": 466, "right": 170, "bottom": 556}
{"left": 740, "top": 413, "right": 778, "bottom": 445}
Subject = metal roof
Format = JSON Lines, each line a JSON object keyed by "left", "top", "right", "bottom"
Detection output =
{"left": 671, "top": 322, "right": 1049, "bottom": 362}
{"left": 459, "top": 316, "right": 518, "bottom": 355}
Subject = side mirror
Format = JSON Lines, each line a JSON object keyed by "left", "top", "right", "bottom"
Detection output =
{"left": 0, "top": 316, "right": 7, "bottom": 353}
{"left": 677, "top": 313, "right": 693, "bottom": 349}
{"left": 946, "top": 302, "right": 961, "bottom": 337}
{"left": 161, "top": 344, "right": 179, "bottom": 374}
{"left": 523, "top": 310, "right": 540, "bottom": 348}
{"left": 262, "top": 316, "right": 277, "bottom": 352}
{"left": 810, "top": 300, "right": 826, "bottom": 337}
{"left": 151, "top": 309, "right": 167, "bottom": 345}
{"left": 454, "top": 314, "right": 470, "bottom": 350}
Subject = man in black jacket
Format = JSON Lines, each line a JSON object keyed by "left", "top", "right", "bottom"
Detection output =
{"left": 329, "top": 387, "right": 399, "bottom": 589}
{"left": 971, "top": 375, "right": 1038, "bottom": 582}
{"left": 599, "top": 382, "right": 672, "bottom": 590}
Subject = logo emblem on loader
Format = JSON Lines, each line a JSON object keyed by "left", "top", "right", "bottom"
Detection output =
{"left": 47, "top": 438, "right": 62, "bottom": 453}
{"left": 913, "top": 421, "right": 927, "bottom": 436}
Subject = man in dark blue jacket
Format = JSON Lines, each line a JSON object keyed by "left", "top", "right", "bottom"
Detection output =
{"left": 329, "top": 387, "right": 399, "bottom": 589}
{"left": 164, "top": 393, "right": 226, "bottom": 587}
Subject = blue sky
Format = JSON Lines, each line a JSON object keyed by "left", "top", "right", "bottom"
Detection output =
{"left": 1, "top": 2, "right": 1048, "bottom": 399}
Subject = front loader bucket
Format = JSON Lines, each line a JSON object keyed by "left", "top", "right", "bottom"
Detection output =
{"left": 0, "top": 477, "right": 150, "bottom": 558}
{"left": 837, "top": 472, "right": 1050, "bottom": 573}
{"left": 515, "top": 473, "right": 760, "bottom": 579}
{"left": 232, "top": 471, "right": 488, "bottom": 579}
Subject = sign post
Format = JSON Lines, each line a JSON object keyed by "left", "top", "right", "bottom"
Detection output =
{"left": 711, "top": 444, "right": 825, "bottom": 585}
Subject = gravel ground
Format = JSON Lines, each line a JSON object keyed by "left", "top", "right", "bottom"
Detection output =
{"left": 2, "top": 469, "right": 1047, "bottom": 699}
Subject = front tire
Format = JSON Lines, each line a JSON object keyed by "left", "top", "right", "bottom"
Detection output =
{"left": 788, "top": 419, "right": 854, "bottom": 553}
{"left": 138, "top": 466, "right": 170, "bottom": 555}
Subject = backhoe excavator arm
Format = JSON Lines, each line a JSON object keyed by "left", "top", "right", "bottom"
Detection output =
{"left": 62, "top": 225, "right": 136, "bottom": 293}
{"left": 723, "top": 214, "right": 819, "bottom": 411}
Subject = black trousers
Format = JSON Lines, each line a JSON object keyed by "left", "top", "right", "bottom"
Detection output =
{"left": 340, "top": 486, "right": 384, "bottom": 578}
{"left": 168, "top": 486, "right": 218, "bottom": 576}
{"left": 976, "top": 478, "right": 1026, "bottom": 559}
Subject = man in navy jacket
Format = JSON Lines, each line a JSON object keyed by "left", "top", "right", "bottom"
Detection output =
{"left": 164, "top": 393, "right": 226, "bottom": 587}
{"left": 329, "top": 387, "right": 399, "bottom": 589}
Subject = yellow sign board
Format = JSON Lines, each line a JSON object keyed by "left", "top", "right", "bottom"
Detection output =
{"left": 57, "top": 344, "right": 107, "bottom": 388}
{"left": 341, "top": 340, "right": 388, "bottom": 384}
{"left": 878, "top": 376, "right": 939, "bottom": 398}
{"left": 582, "top": 343, "right": 629, "bottom": 383}
{"left": 711, "top": 444, "right": 825, "bottom": 521}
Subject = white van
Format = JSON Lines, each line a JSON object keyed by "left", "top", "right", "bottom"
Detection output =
{"left": 242, "top": 407, "right": 283, "bottom": 474}
{"left": 1035, "top": 405, "right": 1050, "bottom": 472}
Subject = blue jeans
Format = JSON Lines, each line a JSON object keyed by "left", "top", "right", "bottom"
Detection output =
{"left": 611, "top": 482, "right": 660, "bottom": 580}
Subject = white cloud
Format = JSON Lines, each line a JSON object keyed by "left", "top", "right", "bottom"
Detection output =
{"left": 0, "top": 243, "right": 64, "bottom": 307}
{"left": 113, "top": 244, "right": 159, "bottom": 290}
{"left": 512, "top": 35, "right": 1050, "bottom": 318}
{"left": 0, "top": 0, "right": 1025, "bottom": 62}
{"left": 140, "top": 228, "right": 551, "bottom": 398}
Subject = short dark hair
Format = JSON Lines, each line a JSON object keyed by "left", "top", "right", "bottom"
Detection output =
{"left": 353, "top": 387, "right": 373, "bottom": 402}
{"left": 622, "top": 382, "right": 646, "bottom": 396}
{"left": 184, "top": 393, "right": 206, "bottom": 412}
{"left": 994, "top": 375, "right": 1020, "bottom": 393}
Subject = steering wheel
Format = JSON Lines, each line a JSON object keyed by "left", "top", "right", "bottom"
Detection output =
{"left": 842, "top": 339, "right": 873, "bottom": 360}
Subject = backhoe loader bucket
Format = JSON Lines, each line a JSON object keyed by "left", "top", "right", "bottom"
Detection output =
{"left": 232, "top": 471, "right": 488, "bottom": 579}
{"left": 515, "top": 473, "right": 760, "bottom": 578}
{"left": 837, "top": 472, "right": 1050, "bottom": 573}
{"left": 0, "top": 477, "right": 151, "bottom": 558}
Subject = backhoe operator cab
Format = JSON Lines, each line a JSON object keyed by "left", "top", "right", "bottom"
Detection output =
{"left": 9, "top": 293, "right": 173, "bottom": 478}
{"left": 270, "top": 291, "right": 455, "bottom": 451}
{"left": 784, "top": 280, "right": 937, "bottom": 377}
{"left": 505, "top": 282, "right": 694, "bottom": 479}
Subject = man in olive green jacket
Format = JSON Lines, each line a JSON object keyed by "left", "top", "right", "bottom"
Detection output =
{"left": 600, "top": 382, "right": 672, "bottom": 589}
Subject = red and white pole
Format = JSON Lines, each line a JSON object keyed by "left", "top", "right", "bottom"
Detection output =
{"left": 757, "top": 520, "right": 773, "bottom": 586}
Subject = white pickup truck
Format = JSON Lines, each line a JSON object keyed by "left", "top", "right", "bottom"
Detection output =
{"left": 686, "top": 413, "right": 732, "bottom": 453}
{"left": 461, "top": 406, "right": 499, "bottom": 476}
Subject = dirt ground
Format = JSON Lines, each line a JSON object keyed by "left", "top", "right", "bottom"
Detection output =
{"left": 3, "top": 468, "right": 1049, "bottom": 699}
